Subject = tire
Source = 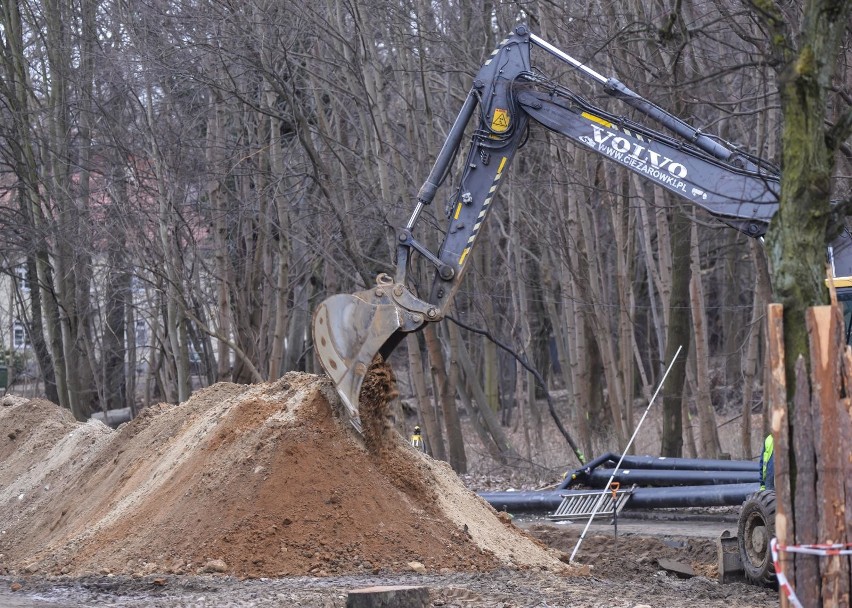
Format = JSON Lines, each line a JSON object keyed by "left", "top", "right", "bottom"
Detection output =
{"left": 737, "top": 490, "right": 777, "bottom": 586}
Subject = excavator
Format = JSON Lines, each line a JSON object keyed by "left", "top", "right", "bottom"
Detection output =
{"left": 311, "top": 26, "right": 852, "bottom": 586}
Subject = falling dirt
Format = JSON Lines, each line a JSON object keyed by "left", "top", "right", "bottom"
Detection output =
{"left": 0, "top": 374, "right": 779, "bottom": 606}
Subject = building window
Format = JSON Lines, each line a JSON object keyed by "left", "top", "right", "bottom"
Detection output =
{"left": 14, "top": 265, "right": 29, "bottom": 293}
{"left": 131, "top": 275, "right": 147, "bottom": 296}
{"left": 135, "top": 320, "right": 148, "bottom": 347}
{"left": 13, "top": 321, "right": 28, "bottom": 350}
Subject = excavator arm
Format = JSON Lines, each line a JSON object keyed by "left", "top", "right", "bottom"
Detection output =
{"left": 313, "top": 28, "right": 535, "bottom": 430}
{"left": 312, "top": 25, "right": 852, "bottom": 431}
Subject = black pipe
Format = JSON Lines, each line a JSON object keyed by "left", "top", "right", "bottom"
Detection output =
{"left": 559, "top": 452, "right": 618, "bottom": 488}
{"left": 628, "top": 483, "right": 759, "bottom": 509}
{"left": 610, "top": 455, "right": 758, "bottom": 472}
{"left": 481, "top": 490, "right": 566, "bottom": 513}
{"left": 560, "top": 454, "right": 758, "bottom": 489}
{"left": 582, "top": 468, "right": 758, "bottom": 488}
{"left": 480, "top": 483, "right": 760, "bottom": 513}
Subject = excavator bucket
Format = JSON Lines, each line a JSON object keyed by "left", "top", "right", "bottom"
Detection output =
{"left": 312, "top": 286, "right": 406, "bottom": 433}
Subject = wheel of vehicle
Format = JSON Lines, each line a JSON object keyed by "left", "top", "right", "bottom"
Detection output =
{"left": 737, "top": 490, "right": 777, "bottom": 586}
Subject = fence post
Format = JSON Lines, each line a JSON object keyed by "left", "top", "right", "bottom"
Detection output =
{"left": 767, "top": 303, "right": 793, "bottom": 608}
{"left": 805, "top": 306, "right": 850, "bottom": 606}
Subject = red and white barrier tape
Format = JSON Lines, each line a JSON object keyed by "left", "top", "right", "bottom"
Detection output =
{"left": 770, "top": 538, "right": 852, "bottom": 608}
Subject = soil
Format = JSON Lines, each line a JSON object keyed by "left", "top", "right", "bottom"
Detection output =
{"left": 0, "top": 368, "right": 778, "bottom": 607}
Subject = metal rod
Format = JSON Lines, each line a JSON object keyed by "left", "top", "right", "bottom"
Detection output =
{"left": 612, "top": 493, "right": 618, "bottom": 539}
{"left": 410, "top": 90, "right": 478, "bottom": 230}
{"left": 529, "top": 33, "right": 607, "bottom": 85}
{"left": 569, "top": 345, "right": 683, "bottom": 564}
{"left": 531, "top": 32, "right": 744, "bottom": 166}
{"left": 405, "top": 202, "right": 425, "bottom": 231}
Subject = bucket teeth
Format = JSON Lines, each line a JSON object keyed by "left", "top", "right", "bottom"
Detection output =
{"left": 339, "top": 394, "right": 363, "bottom": 434}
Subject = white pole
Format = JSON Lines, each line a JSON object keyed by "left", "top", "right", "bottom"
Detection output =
{"left": 569, "top": 345, "right": 683, "bottom": 563}
{"left": 528, "top": 33, "right": 608, "bottom": 84}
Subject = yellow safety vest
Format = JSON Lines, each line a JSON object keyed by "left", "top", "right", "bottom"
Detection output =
{"left": 410, "top": 426, "right": 423, "bottom": 450}
{"left": 760, "top": 434, "right": 774, "bottom": 490}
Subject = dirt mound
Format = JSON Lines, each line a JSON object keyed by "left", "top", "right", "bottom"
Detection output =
{"left": 0, "top": 370, "right": 565, "bottom": 578}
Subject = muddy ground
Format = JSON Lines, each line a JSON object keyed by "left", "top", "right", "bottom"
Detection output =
{"left": 0, "top": 367, "right": 778, "bottom": 607}
{"left": 0, "top": 523, "right": 777, "bottom": 608}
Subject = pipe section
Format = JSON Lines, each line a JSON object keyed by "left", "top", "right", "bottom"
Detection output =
{"left": 560, "top": 454, "right": 758, "bottom": 489}
{"left": 584, "top": 468, "right": 758, "bottom": 487}
{"left": 480, "top": 483, "right": 760, "bottom": 514}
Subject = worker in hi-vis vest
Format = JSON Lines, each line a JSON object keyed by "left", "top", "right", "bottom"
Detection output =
{"left": 759, "top": 434, "right": 775, "bottom": 491}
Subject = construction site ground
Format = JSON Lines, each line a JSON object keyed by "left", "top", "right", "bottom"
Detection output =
{"left": 0, "top": 369, "right": 777, "bottom": 608}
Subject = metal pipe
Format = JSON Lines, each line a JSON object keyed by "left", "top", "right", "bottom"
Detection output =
{"left": 561, "top": 454, "right": 758, "bottom": 489}
{"left": 612, "top": 455, "right": 759, "bottom": 472}
{"left": 628, "top": 483, "right": 760, "bottom": 509}
{"left": 584, "top": 468, "right": 758, "bottom": 487}
{"left": 479, "top": 483, "right": 760, "bottom": 513}
{"left": 559, "top": 452, "right": 618, "bottom": 489}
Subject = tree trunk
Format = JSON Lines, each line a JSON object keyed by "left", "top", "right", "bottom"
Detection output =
{"left": 103, "top": 256, "right": 129, "bottom": 412}
{"left": 689, "top": 223, "right": 722, "bottom": 458}
{"left": 739, "top": 284, "right": 760, "bottom": 459}
{"left": 453, "top": 324, "right": 515, "bottom": 463}
{"left": 479, "top": 241, "right": 501, "bottom": 414}
{"left": 265, "top": 89, "right": 291, "bottom": 380}
{"left": 0, "top": 0, "right": 60, "bottom": 405}
{"left": 408, "top": 333, "right": 443, "bottom": 460}
{"left": 25, "top": 256, "right": 58, "bottom": 404}
{"left": 423, "top": 324, "right": 466, "bottom": 473}
{"left": 661, "top": 203, "right": 691, "bottom": 456}
{"left": 577, "top": 163, "right": 628, "bottom": 447}
{"left": 758, "top": 0, "right": 852, "bottom": 604}
{"left": 721, "top": 231, "right": 744, "bottom": 387}
{"left": 206, "top": 90, "right": 233, "bottom": 382}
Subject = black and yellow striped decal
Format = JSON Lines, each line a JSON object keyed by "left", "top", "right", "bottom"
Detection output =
{"left": 458, "top": 156, "right": 508, "bottom": 267}
{"left": 482, "top": 38, "right": 510, "bottom": 66}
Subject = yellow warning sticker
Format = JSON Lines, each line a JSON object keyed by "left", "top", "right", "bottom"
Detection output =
{"left": 491, "top": 108, "right": 510, "bottom": 133}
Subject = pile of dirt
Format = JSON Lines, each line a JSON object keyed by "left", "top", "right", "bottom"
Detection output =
{"left": 0, "top": 367, "right": 566, "bottom": 579}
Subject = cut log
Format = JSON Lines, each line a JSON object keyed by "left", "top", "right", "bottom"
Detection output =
{"left": 346, "top": 585, "right": 429, "bottom": 608}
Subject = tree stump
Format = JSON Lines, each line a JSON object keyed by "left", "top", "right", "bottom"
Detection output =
{"left": 346, "top": 585, "right": 429, "bottom": 608}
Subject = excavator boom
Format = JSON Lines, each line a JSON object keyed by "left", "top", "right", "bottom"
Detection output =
{"left": 311, "top": 25, "right": 852, "bottom": 430}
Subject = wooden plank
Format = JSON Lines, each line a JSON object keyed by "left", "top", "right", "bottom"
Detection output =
{"left": 838, "top": 346, "right": 852, "bottom": 600}
{"left": 792, "top": 355, "right": 819, "bottom": 607}
{"left": 767, "top": 303, "right": 794, "bottom": 608}
{"left": 806, "top": 306, "right": 850, "bottom": 605}
{"left": 346, "top": 585, "right": 429, "bottom": 608}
